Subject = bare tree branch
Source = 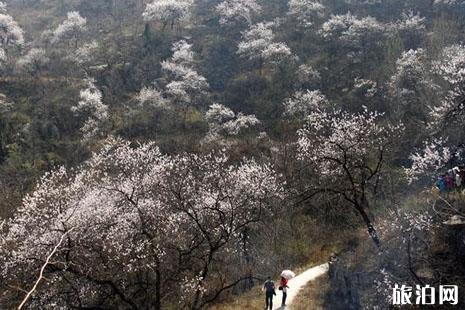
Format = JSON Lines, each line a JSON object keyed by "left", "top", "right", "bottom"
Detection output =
{"left": 18, "top": 228, "right": 74, "bottom": 310}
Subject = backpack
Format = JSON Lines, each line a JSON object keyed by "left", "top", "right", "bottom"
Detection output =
{"left": 264, "top": 280, "right": 275, "bottom": 293}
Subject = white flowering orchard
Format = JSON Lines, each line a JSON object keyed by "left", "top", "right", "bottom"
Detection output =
{"left": 0, "top": 137, "right": 283, "bottom": 309}
{"left": 297, "top": 108, "right": 402, "bottom": 246}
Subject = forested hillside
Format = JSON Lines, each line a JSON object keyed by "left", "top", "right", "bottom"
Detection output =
{"left": 1, "top": 0, "right": 465, "bottom": 309}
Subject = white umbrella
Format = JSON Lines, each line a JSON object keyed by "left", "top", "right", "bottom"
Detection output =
{"left": 280, "top": 270, "right": 296, "bottom": 280}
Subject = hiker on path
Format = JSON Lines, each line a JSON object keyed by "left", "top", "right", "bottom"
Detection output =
{"left": 436, "top": 175, "right": 446, "bottom": 193}
{"left": 280, "top": 276, "right": 289, "bottom": 306}
{"left": 445, "top": 173, "right": 455, "bottom": 191}
{"left": 455, "top": 169, "right": 462, "bottom": 188}
{"left": 263, "top": 276, "right": 276, "bottom": 310}
{"left": 454, "top": 166, "right": 463, "bottom": 188}
{"left": 459, "top": 167, "right": 465, "bottom": 187}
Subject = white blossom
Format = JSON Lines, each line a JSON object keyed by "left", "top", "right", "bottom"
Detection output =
{"left": 51, "top": 11, "right": 86, "bottom": 44}
{"left": 262, "top": 42, "right": 293, "bottom": 64}
{"left": 297, "top": 107, "right": 401, "bottom": 246}
{"left": 143, "top": 0, "right": 193, "bottom": 28}
{"left": 392, "top": 49, "right": 428, "bottom": 82}
{"left": 430, "top": 45, "right": 465, "bottom": 124}
{"left": 288, "top": 0, "right": 325, "bottom": 27}
{"left": 0, "top": 48, "right": 5, "bottom": 62}
{"left": 216, "top": 0, "right": 261, "bottom": 25}
{"left": 205, "top": 103, "right": 260, "bottom": 138}
{"left": 0, "top": 137, "right": 283, "bottom": 308}
{"left": 354, "top": 78, "right": 377, "bottom": 97}
{"left": 320, "top": 12, "right": 385, "bottom": 45}
{"left": 205, "top": 103, "right": 235, "bottom": 123}
{"left": 68, "top": 40, "right": 98, "bottom": 65}
{"left": 180, "top": 274, "right": 207, "bottom": 306}
{"left": 238, "top": 22, "right": 274, "bottom": 60}
{"left": 283, "top": 90, "right": 329, "bottom": 117}
{"left": 238, "top": 22, "right": 292, "bottom": 64}
{"left": 171, "top": 40, "right": 194, "bottom": 64}
{"left": 71, "top": 80, "right": 108, "bottom": 140}
{"left": 296, "top": 64, "right": 321, "bottom": 85}
{"left": 389, "top": 49, "right": 434, "bottom": 108}
{"left": 16, "top": 48, "right": 49, "bottom": 73}
{"left": 434, "top": 45, "right": 465, "bottom": 86}
{"left": 161, "top": 40, "right": 209, "bottom": 104}
{"left": 405, "top": 138, "right": 451, "bottom": 183}
{"left": 136, "top": 86, "right": 167, "bottom": 108}
{"left": 0, "top": 12, "right": 24, "bottom": 46}
{"left": 374, "top": 207, "right": 437, "bottom": 307}
{"left": 223, "top": 113, "right": 260, "bottom": 135}
{"left": 298, "top": 107, "right": 398, "bottom": 176}
{"left": 393, "top": 11, "right": 425, "bottom": 33}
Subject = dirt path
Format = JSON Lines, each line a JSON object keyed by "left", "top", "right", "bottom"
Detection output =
{"left": 272, "top": 263, "right": 329, "bottom": 310}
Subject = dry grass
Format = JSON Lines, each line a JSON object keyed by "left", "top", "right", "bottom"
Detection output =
{"left": 208, "top": 285, "right": 265, "bottom": 310}
{"left": 291, "top": 273, "right": 330, "bottom": 310}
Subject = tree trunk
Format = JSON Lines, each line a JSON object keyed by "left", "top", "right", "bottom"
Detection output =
{"left": 354, "top": 204, "right": 380, "bottom": 247}
{"left": 192, "top": 252, "right": 213, "bottom": 310}
{"left": 154, "top": 265, "right": 161, "bottom": 310}
{"left": 241, "top": 228, "right": 253, "bottom": 291}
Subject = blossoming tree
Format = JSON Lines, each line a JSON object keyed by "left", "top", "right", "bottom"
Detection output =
{"left": 287, "top": 0, "right": 326, "bottom": 28}
{"left": 430, "top": 44, "right": 465, "bottom": 128}
{"left": 0, "top": 2, "right": 24, "bottom": 61}
{"left": 142, "top": 0, "right": 193, "bottom": 31}
{"left": 1, "top": 137, "right": 283, "bottom": 309}
{"left": 237, "top": 22, "right": 293, "bottom": 72}
{"left": 204, "top": 103, "right": 261, "bottom": 142}
{"left": 283, "top": 90, "right": 329, "bottom": 118}
{"left": 51, "top": 11, "right": 87, "bottom": 46}
{"left": 297, "top": 108, "right": 402, "bottom": 246}
{"left": 216, "top": 0, "right": 261, "bottom": 25}
{"left": 161, "top": 40, "right": 209, "bottom": 107}
{"left": 16, "top": 48, "right": 49, "bottom": 76}
{"left": 71, "top": 80, "right": 109, "bottom": 141}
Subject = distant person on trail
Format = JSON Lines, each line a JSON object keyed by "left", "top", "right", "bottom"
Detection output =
{"left": 279, "top": 276, "right": 289, "bottom": 306}
{"left": 459, "top": 167, "right": 465, "bottom": 188}
{"left": 436, "top": 175, "right": 446, "bottom": 193}
{"left": 454, "top": 167, "right": 462, "bottom": 188}
{"left": 445, "top": 173, "right": 455, "bottom": 191}
{"left": 263, "top": 276, "right": 276, "bottom": 310}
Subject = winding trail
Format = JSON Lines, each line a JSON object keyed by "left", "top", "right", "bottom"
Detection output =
{"left": 272, "top": 263, "right": 329, "bottom": 310}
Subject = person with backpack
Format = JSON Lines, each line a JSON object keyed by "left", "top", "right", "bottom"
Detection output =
{"left": 436, "top": 175, "right": 446, "bottom": 193}
{"left": 279, "top": 276, "right": 289, "bottom": 306}
{"left": 458, "top": 166, "right": 465, "bottom": 187}
{"left": 263, "top": 276, "right": 276, "bottom": 310}
{"left": 445, "top": 173, "right": 455, "bottom": 191}
{"left": 454, "top": 166, "right": 465, "bottom": 189}
{"left": 454, "top": 167, "right": 463, "bottom": 188}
